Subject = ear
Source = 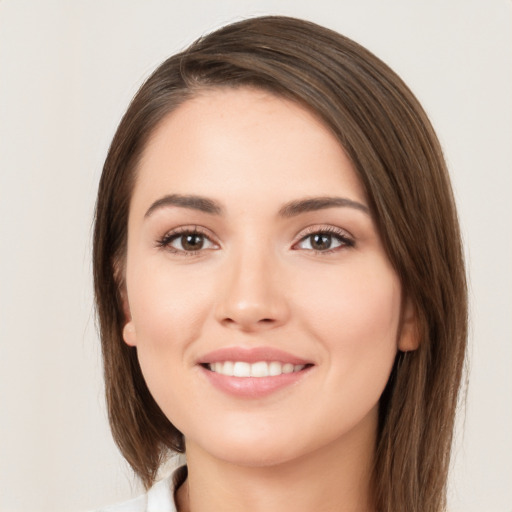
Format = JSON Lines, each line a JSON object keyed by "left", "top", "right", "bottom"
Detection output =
{"left": 123, "top": 320, "right": 137, "bottom": 347}
{"left": 121, "top": 289, "right": 137, "bottom": 347}
{"left": 121, "top": 290, "right": 137, "bottom": 346}
{"left": 397, "top": 298, "right": 419, "bottom": 352}
{"left": 119, "top": 279, "right": 137, "bottom": 347}
{"left": 114, "top": 259, "right": 138, "bottom": 347}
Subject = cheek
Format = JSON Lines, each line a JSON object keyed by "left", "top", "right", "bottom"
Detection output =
{"left": 125, "top": 260, "right": 217, "bottom": 423}
{"left": 296, "top": 257, "right": 401, "bottom": 369}
{"left": 290, "top": 259, "right": 400, "bottom": 436}
{"left": 126, "top": 257, "right": 215, "bottom": 356}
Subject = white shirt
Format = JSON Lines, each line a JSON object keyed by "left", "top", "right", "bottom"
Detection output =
{"left": 92, "top": 474, "right": 177, "bottom": 512}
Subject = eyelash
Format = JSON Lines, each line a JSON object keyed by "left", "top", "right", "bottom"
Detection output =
{"left": 155, "top": 226, "right": 218, "bottom": 256}
{"left": 156, "top": 225, "right": 355, "bottom": 256}
{"left": 292, "top": 225, "right": 355, "bottom": 254}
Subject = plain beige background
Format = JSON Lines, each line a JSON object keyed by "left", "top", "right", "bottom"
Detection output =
{"left": 0, "top": 1, "right": 511, "bottom": 511}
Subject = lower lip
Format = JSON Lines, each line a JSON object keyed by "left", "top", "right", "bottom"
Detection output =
{"left": 200, "top": 365, "right": 312, "bottom": 398}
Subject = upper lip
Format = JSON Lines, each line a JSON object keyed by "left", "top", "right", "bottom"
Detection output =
{"left": 197, "top": 346, "right": 312, "bottom": 365}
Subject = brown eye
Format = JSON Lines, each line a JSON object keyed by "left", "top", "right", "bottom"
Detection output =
{"left": 158, "top": 229, "right": 218, "bottom": 254}
{"left": 295, "top": 229, "right": 354, "bottom": 252}
{"left": 310, "top": 233, "right": 333, "bottom": 251}
{"left": 180, "top": 233, "right": 205, "bottom": 251}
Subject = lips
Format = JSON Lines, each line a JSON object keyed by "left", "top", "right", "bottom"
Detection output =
{"left": 198, "top": 346, "right": 311, "bottom": 366}
{"left": 208, "top": 361, "right": 306, "bottom": 377}
{"left": 197, "top": 346, "right": 313, "bottom": 398}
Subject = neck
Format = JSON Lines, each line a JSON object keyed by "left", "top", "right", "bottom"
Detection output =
{"left": 175, "top": 410, "right": 377, "bottom": 512}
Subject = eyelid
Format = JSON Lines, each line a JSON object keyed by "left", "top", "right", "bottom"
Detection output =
{"left": 291, "top": 224, "right": 355, "bottom": 252}
{"left": 293, "top": 224, "right": 354, "bottom": 240}
{"left": 156, "top": 225, "right": 220, "bottom": 254}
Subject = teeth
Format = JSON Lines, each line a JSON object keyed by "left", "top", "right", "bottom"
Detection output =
{"left": 251, "top": 361, "right": 268, "bottom": 377}
{"left": 222, "top": 361, "right": 234, "bottom": 375}
{"left": 268, "top": 361, "right": 282, "bottom": 376}
{"left": 233, "top": 362, "right": 251, "bottom": 377}
{"left": 282, "top": 363, "right": 294, "bottom": 374}
{"left": 207, "top": 361, "right": 306, "bottom": 377}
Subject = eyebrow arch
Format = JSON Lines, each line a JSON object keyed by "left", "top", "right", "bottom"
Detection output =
{"left": 278, "top": 196, "right": 370, "bottom": 217}
{"left": 144, "top": 194, "right": 223, "bottom": 218}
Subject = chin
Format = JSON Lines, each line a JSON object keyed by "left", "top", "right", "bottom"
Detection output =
{"left": 208, "top": 443, "right": 300, "bottom": 468}
{"left": 186, "top": 424, "right": 323, "bottom": 469}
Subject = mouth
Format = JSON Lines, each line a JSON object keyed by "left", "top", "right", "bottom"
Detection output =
{"left": 202, "top": 361, "right": 309, "bottom": 377}
{"left": 197, "top": 347, "right": 314, "bottom": 398}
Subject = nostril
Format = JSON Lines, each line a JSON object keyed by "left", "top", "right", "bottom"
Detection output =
{"left": 220, "top": 316, "right": 278, "bottom": 331}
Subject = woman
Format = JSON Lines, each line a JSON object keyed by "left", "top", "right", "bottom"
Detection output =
{"left": 93, "top": 15, "right": 467, "bottom": 512}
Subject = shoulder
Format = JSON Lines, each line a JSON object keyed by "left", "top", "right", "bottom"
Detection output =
{"left": 90, "top": 475, "right": 176, "bottom": 512}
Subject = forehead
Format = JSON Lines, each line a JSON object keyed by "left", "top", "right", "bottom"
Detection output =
{"left": 132, "top": 87, "right": 366, "bottom": 210}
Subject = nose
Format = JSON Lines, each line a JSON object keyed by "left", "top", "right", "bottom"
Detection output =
{"left": 214, "top": 248, "right": 290, "bottom": 332}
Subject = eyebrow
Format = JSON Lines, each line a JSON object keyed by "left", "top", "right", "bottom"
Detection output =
{"left": 144, "top": 194, "right": 369, "bottom": 218}
{"left": 145, "top": 194, "right": 223, "bottom": 218}
{"left": 278, "top": 196, "right": 370, "bottom": 217}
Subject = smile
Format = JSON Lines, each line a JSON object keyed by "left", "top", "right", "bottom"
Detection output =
{"left": 198, "top": 347, "right": 313, "bottom": 398}
{"left": 206, "top": 361, "right": 306, "bottom": 377}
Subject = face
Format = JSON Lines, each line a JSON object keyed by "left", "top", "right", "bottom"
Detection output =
{"left": 122, "top": 88, "right": 416, "bottom": 468}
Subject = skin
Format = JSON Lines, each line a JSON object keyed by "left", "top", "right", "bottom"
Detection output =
{"left": 121, "top": 88, "right": 417, "bottom": 512}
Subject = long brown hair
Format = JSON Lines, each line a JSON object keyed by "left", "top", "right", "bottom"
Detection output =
{"left": 93, "top": 15, "right": 467, "bottom": 512}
